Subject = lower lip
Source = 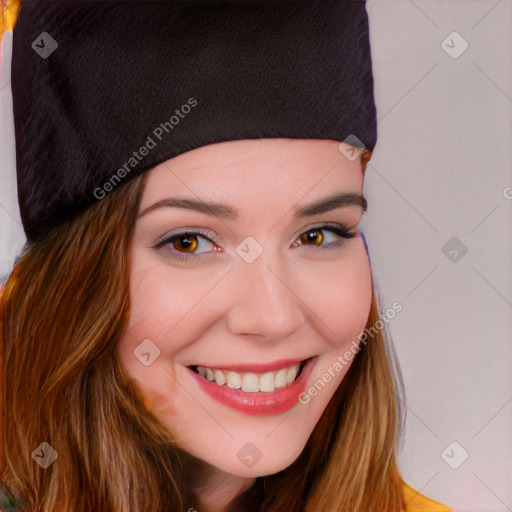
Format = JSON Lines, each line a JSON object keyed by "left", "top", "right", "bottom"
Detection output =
{"left": 187, "top": 357, "right": 317, "bottom": 415}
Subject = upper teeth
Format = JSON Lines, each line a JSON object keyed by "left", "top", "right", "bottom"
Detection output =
{"left": 195, "top": 363, "right": 302, "bottom": 393}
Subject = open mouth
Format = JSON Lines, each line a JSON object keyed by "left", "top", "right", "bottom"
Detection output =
{"left": 187, "top": 357, "right": 312, "bottom": 394}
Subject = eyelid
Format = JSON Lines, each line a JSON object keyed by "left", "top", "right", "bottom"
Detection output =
{"left": 296, "top": 221, "right": 357, "bottom": 239}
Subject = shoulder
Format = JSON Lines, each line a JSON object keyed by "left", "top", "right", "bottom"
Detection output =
{"left": 0, "top": 482, "right": 21, "bottom": 511}
{"left": 402, "top": 481, "right": 453, "bottom": 512}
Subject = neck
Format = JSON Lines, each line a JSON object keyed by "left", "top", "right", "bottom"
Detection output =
{"left": 190, "top": 461, "right": 257, "bottom": 512}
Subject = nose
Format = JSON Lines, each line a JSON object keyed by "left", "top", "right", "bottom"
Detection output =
{"left": 225, "top": 254, "right": 306, "bottom": 342}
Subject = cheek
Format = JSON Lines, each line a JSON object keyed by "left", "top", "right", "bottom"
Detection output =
{"left": 121, "top": 263, "right": 206, "bottom": 349}
{"left": 298, "top": 245, "right": 372, "bottom": 410}
{"left": 304, "top": 245, "right": 372, "bottom": 345}
{"left": 115, "top": 266, "right": 197, "bottom": 413}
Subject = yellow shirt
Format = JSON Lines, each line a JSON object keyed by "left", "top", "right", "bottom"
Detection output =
{"left": 403, "top": 481, "right": 453, "bottom": 512}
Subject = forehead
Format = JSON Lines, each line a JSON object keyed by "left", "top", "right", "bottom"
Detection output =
{"left": 139, "top": 138, "right": 363, "bottom": 211}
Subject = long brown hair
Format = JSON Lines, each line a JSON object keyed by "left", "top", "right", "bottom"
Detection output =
{"left": 1, "top": 157, "right": 407, "bottom": 511}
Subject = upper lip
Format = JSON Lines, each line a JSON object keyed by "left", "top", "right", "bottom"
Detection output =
{"left": 188, "top": 356, "right": 313, "bottom": 373}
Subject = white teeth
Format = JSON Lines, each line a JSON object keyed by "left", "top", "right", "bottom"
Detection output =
{"left": 226, "top": 371, "right": 242, "bottom": 389}
{"left": 286, "top": 365, "right": 299, "bottom": 384}
{"left": 275, "top": 369, "right": 287, "bottom": 389}
{"left": 193, "top": 362, "right": 303, "bottom": 393}
{"left": 214, "top": 369, "right": 226, "bottom": 386}
{"left": 259, "top": 372, "right": 275, "bottom": 392}
{"left": 241, "top": 373, "right": 259, "bottom": 392}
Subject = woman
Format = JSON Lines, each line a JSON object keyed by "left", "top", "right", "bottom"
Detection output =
{"left": 1, "top": 1, "right": 453, "bottom": 511}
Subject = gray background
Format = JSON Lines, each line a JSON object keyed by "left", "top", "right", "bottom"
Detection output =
{"left": 1, "top": 1, "right": 511, "bottom": 510}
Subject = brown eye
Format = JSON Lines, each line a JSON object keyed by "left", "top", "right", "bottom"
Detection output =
{"left": 172, "top": 233, "right": 199, "bottom": 253}
{"left": 295, "top": 225, "right": 356, "bottom": 250}
{"left": 155, "top": 229, "right": 218, "bottom": 261}
{"left": 300, "top": 229, "right": 324, "bottom": 246}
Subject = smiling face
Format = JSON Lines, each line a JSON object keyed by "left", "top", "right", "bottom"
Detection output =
{"left": 116, "top": 138, "right": 372, "bottom": 478}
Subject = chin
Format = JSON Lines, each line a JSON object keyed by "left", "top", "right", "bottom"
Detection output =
{"left": 210, "top": 441, "right": 307, "bottom": 479}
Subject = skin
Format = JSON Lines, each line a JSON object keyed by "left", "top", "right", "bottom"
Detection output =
{"left": 116, "top": 138, "right": 372, "bottom": 512}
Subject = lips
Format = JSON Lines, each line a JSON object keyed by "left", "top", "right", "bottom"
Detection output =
{"left": 187, "top": 356, "right": 317, "bottom": 415}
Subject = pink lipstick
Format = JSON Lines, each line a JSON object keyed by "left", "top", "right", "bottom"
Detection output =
{"left": 187, "top": 356, "right": 317, "bottom": 415}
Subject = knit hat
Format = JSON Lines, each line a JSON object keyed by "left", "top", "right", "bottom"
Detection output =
{"left": 11, "top": 0, "right": 377, "bottom": 244}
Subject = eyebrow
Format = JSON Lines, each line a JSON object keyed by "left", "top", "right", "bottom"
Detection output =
{"left": 138, "top": 192, "right": 367, "bottom": 220}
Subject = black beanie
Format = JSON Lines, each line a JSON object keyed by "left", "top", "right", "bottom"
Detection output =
{"left": 11, "top": 0, "right": 377, "bottom": 244}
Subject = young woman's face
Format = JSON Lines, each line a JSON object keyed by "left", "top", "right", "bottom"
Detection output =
{"left": 116, "top": 138, "right": 372, "bottom": 477}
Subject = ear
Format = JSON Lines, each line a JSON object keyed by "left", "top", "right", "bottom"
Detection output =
{"left": 360, "top": 149, "right": 372, "bottom": 171}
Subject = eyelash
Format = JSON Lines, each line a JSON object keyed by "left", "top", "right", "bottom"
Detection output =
{"left": 154, "top": 224, "right": 357, "bottom": 262}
